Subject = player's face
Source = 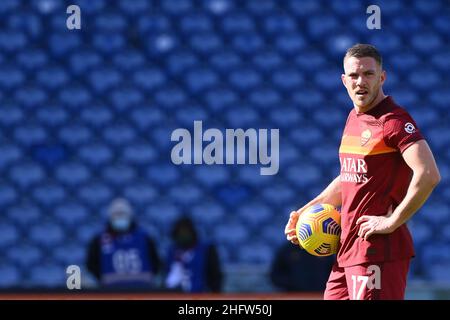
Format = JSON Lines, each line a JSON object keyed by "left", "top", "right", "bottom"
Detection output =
{"left": 342, "top": 56, "right": 386, "bottom": 110}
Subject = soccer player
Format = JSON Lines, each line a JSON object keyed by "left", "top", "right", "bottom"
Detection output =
{"left": 284, "top": 44, "right": 441, "bottom": 300}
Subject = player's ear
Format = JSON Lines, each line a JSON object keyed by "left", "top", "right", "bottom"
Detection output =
{"left": 380, "top": 70, "right": 386, "bottom": 85}
{"left": 341, "top": 74, "right": 347, "bottom": 87}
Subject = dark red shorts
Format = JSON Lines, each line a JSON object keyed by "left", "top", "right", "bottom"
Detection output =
{"left": 324, "top": 259, "right": 410, "bottom": 300}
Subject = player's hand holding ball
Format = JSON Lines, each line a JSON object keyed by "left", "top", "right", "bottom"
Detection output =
{"left": 284, "top": 205, "right": 311, "bottom": 247}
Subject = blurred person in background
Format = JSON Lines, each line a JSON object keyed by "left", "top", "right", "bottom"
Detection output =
{"left": 86, "top": 198, "right": 162, "bottom": 289}
{"left": 270, "top": 242, "right": 334, "bottom": 292}
{"left": 165, "top": 216, "right": 223, "bottom": 293}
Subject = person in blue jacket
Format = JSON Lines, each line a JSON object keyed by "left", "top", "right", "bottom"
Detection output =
{"left": 86, "top": 198, "right": 161, "bottom": 289}
{"left": 165, "top": 216, "right": 223, "bottom": 293}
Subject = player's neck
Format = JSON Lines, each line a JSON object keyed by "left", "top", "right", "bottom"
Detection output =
{"left": 354, "top": 91, "right": 387, "bottom": 114}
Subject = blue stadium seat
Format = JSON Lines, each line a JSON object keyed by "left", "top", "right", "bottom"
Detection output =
{"left": 154, "top": 86, "right": 187, "bottom": 109}
{"left": 30, "top": 222, "right": 64, "bottom": 247}
{"left": 291, "top": 88, "right": 325, "bottom": 109}
{"left": 263, "top": 13, "right": 296, "bottom": 35}
{"left": 391, "top": 12, "right": 423, "bottom": 36}
{"left": 248, "top": 88, "right": 281, "bottom": 110}
{"left": 222, "top": 12, "right": 255, "bottom": 34}
{"left": 408, "top": 221, "right": 432, "bottom": 247}
{"left": 102, "top": 164, "right": 136, "bottom": 187}
{"left": 92, "top": 33, "right": 125, "bottom": 54}
{"left": 102, "top": 124, "right": 136, "bottom": 146}
{"left": 314, "top": 68, "right": 343, "bottom": 92}
{"left": 78, "top": 143, "right": 112, "bottom": 167}
{"left": 284, "top": 163, "right": 322, "bottom": 189}
{"left": 0, "top": 223, "right": 18, "bottom": 248}
{"left": 94, "top": 12, "right": 127, "bottom": 32}
{"left": 9, "top": 162, "right": 44, "bottom": 189}
{"left": 410, "top": 31, "right": 443, "bottom": 54}
{"left": 144, "top": 202, "right": 181, "bottom": 231}
{"left": 269, "top": 106, "right": 302, "bottom": 128}
{"left": 77, "top": 223, "right": 103, "bottom": 245}
{"left": 161, "top": 0, "right": 192, "bottom": 16}
{"left": 89, "top": 67, "right": 122, "bottom": 93}
{"left": 209, "top": 50, "right": 241, "bottom": 72}
{"left": 80, "top": 106, "right": 112, "bottom": 128}
{"left": 193, "top": 166, "right": 229, "bottom": 188}
{"left": 413, "top": 0, "right": 443, "bottom": 17}
{"left": 0, "top": 66, "right": 24, "bottom": 89}
{"left": 36, "top": 67, "right": 68, "bottom": 90}
{"left": 184, "top": 68, "right": 219, "bottom": 93}
{"left": 232, "top": 33, "right": 264, "bottom": 55}
{"left": 175, "top": 105, "right": 209, "bottom": 126}
{"left": 330, "top": 0, "right": 363, "bottom": 17}
{"left": 204, "top": 87, "right": 238, "bottom": 112}
{"left": 14, "top": 86, "right": 47, "bottom": 110}
{"left": 287, "top": 0, "right": 320, "bottom": 17}
{"left": 180, "top": 12, "right": 213, "bottom": 34}
{"left": 216, "top": 184, "right": 250, "bottom": 207}
{"left": 138, "top": 14, "right": 171, "bottom": 34}
{"left": 430, "top": 49, "right": 450, "bottom": 71}
{"left": 35, "top": 106, "right": 68, "bottom": 128}
{"left": 7, "top": 203, "right": 41, "bottom": 227}
{"left": 426, "top": 126, "right": 450, "bottom": 149}
{"left": 32, "top": 182, "right": 66, "bottom": 209}
{"left": 77, "top": 182, "right": 113, "bottom": 208}
{"left": 49, "top": 33, "right": 81, "bottom": 56}
{"left": 294, "top": 50, "right": 327, "bottom": 72}
{"left": 307, "top": 14, "right": 340, "bottom": 39}
{"left": 261, "top": 225, "right": 285, "bottom": 246}
{"left": 166, "top": 51, "right": 198, "bottom": 75}
{"left": 123, "top": 182, "right": 158, "bottom": 207}
{"left": 14, "top": 124, "right": 47, "bottom": 146}
{"left": 0, "top": 265, "right": 20, "bottom": 288}
{"left": 368, "top": 32, "right": 403, "bottom": 53}
{"left": 326, "top": 32, "right": 359, "bottom": 59}
{"left": 7, "top": 244, "right": 42, "bottom": 268}
{"left": 0, "top": 144, "right": 22, "bottom": 169}
{"left": 237, "top": 244, "right": 273, "bottom": 265}
{"left": 310, "top": 143, "right": 340, "bottom": 166}
{"left": 433, "top": 14, "right": 450, "bottom": 34}
{"left": 429, "top": 87, "right": 450, "bottom": 111}
{"left": 69, "top": 50, "right": 103, "bottom": 75}
{"left": 113, "top": 50, "right": 145, "bottom": 72}
{"left": 274, "top": 33, "right": 306, "bottom": 56}
{"left": 245, "top": 0, "right": 276, "bottom": 16}
{"left": 0, "top": 104, "right": 23, "bottom": 127}
{"left": 0, "top": 30, "right": 26, "bottom": 52}
{"left": 110, "top": 87, "right": 144, "bottom": 111}
{"left": 419, "top": 202, "right": 449, "bottom": 227}
{"left": 58, "top": 86, "right": 92, "bottom": 109}
{"left": 225, "top": 107, "right": 260, "bottom": 127}
{"left": 169, "top": 184, "right": 203, "bottom": 206}
{"left": 279, "top": 142, "right": 301, "bottom": 167}
{"left": 29, "top": 264, "right": 65, "bottom": 287}
{"left": 189, "top": 33, "right": 222, "bottom": 55}
{"left": 290, "top": 126, "right": 323, "bottom": 147}
{"left": 408, "top": 68, "right": 441, "bottom": 91}
{"left": 133, "top": 67, "right": 166, "bottom": 91}
{"left": 388, "top": 52, "right": 420, "bottom": 74}
{"left": 252, "top": 50, "right": 283, "bottom": 72}
{"left": 53, "top": 244, "right": 86, "bottom": 266}
{"left": 130, "top": 107, "right": 164, "bottom": 131}
{"left": 261, "top": 184, "right": 295, "bottom": 206}
{"left": 117, "top": 0, "right": 149, "bottom": 15}
{"left": 228, "top": 68, "right": 261, "bottom": 91}
{"left": 56, "top": 163, "right": 90, "bottom": 187}
{"left": 237, "top": 202, "right": 272, "bottom": 228}
{"left": 426, "top": 262, "right": 450, "bottom": 283}
{"left": 214, "top": 222, "right": 248, "bottom": 248}
{"left": 54, "top": 202, "right": 89, "bottom": 227}
{"left": 122, "top": 142, "right": 157, "bottom": 165}
{"left": 16, "top": 48, "right": 47, "bottom": 70}
{"left": 58, "top": 124, "right": 92, "bottom": 146}
{"left": 191, "top": 202, "right": 225, "bottom": 227}
{"left": 271, "top": 68, "right": 304, "bottom": 92}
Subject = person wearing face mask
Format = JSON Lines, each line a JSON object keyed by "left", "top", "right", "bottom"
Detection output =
{"left": 86, "top": 198, "right": 161, "bottom": 289}
{"left": 165, "top": 216, "right": 223, "bottom": 293}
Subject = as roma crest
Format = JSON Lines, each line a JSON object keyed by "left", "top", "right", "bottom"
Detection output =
{"left": 361, "top": 129, "right": 372, "bottom": 146}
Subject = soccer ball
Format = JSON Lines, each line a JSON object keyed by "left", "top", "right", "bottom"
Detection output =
{"left": 295, "top": 204, "right": 341, "bottom": 257}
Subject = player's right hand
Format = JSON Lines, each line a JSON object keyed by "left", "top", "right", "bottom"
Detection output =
{"left": 284, "top": 210, "right": 302, "bottom": 246}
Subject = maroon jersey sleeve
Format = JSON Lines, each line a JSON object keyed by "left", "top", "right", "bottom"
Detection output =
{"left": 383, "top": 113, "right": 424, "bottom": 153}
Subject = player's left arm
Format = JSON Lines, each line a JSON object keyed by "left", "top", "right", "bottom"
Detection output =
{"left": 357, "top": 140, "right": 441, "bottom": 240}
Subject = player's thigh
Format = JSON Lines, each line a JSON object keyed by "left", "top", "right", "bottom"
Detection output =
{"left": 324, "top": 262, "right": 349, "bottom": 300}
{"left": 344, "top": 259, "right": 410, "bottom": 300}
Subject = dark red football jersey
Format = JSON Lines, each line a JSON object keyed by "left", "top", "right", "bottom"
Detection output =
{"left": 337, "top": 96, "right": 424, "bottom": 267}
